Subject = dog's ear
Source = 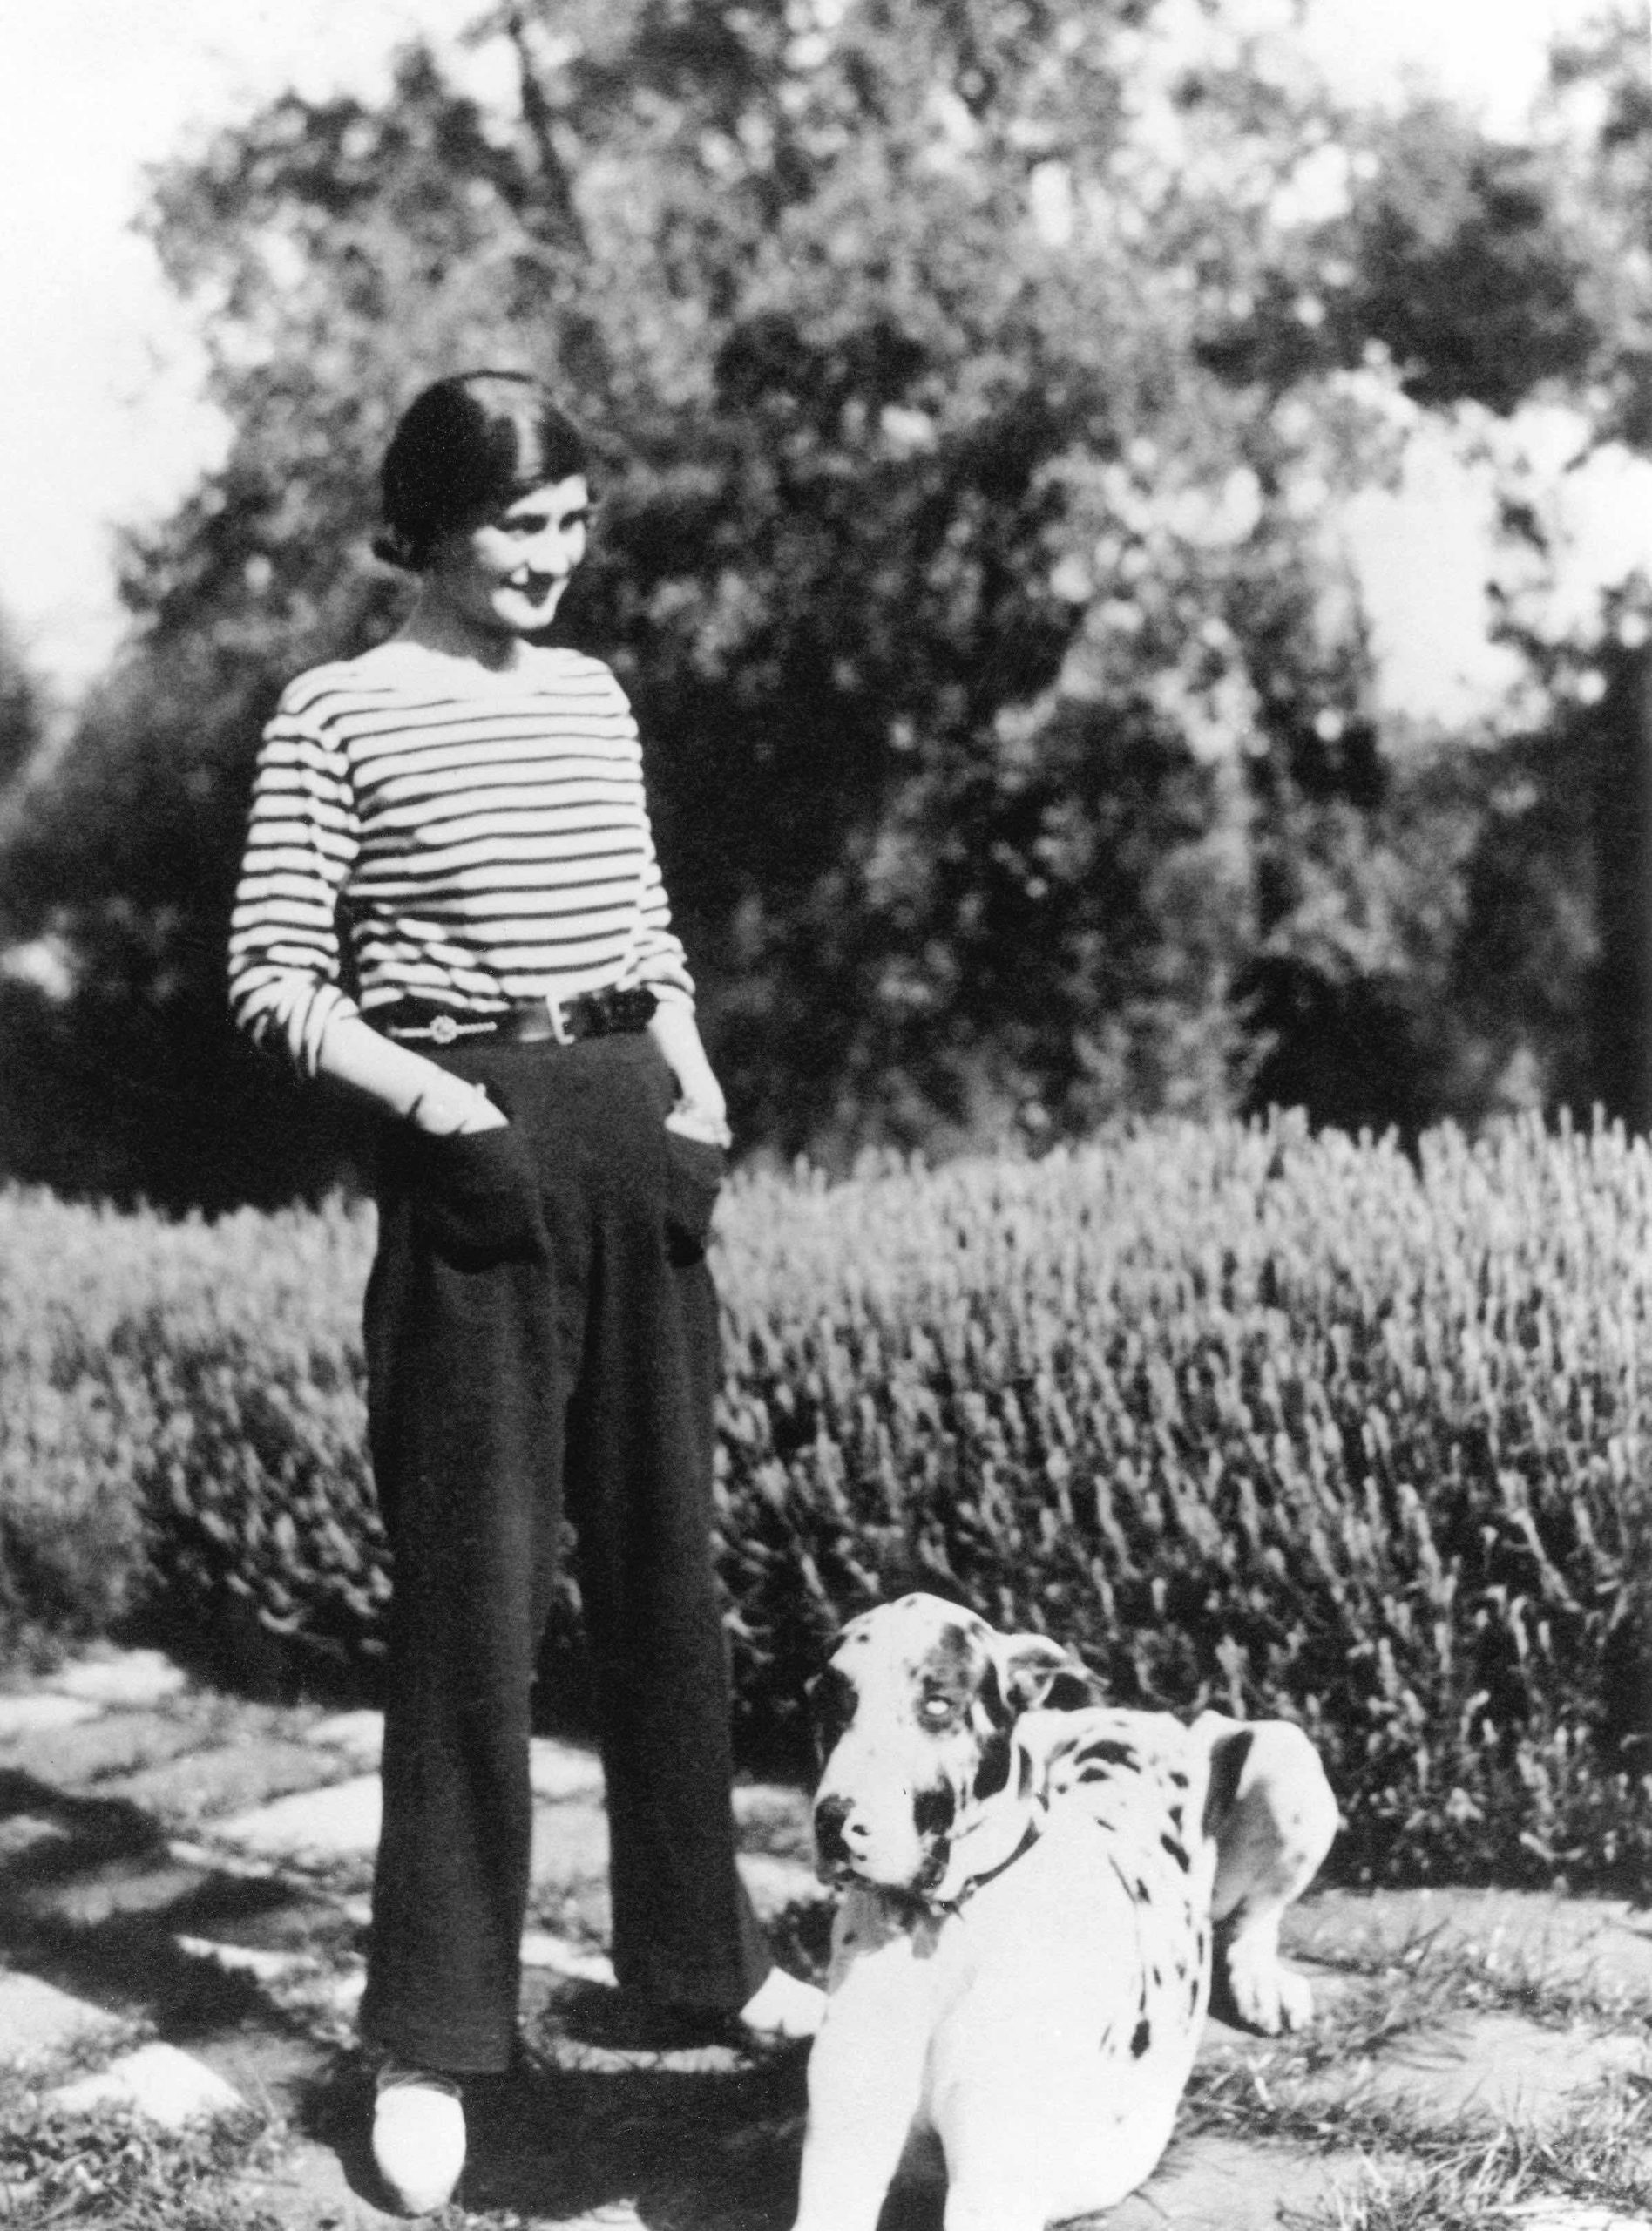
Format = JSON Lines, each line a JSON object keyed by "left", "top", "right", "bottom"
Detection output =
{"left": 807, "top": 1663, "right": 857, "bottom": 1762}
{"left": 996, "top": 1633, "right": 1101, "bottom": 1716}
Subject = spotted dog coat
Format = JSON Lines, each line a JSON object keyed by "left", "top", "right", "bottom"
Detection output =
{"left": 792, "top": 1594, "right": 1339, "bottom": 2231}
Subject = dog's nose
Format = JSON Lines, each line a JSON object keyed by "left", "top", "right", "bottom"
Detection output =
{"left": 814, "top": 1793, "right": 863, "bottom": 1865}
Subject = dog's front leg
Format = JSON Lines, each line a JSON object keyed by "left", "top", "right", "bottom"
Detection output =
{"left": 792, "top": 1893, "right": 934, "bottom": 2231}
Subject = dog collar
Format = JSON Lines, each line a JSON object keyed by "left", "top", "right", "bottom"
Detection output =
{"left": 933, "top": 1815, "right": 1044, "bottom": 1914}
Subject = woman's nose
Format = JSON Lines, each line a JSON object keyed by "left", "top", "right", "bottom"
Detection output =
{"left": 519, "top": 526, "right": 581, "bottom": 577}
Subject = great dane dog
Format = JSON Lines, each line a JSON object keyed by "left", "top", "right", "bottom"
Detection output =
{"left": 791, "top": 1593, "right": 1339, "bottom": 2231}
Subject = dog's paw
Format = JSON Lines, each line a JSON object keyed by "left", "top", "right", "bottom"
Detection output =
{"left": 1212, "top": 1929, "right": 1314, "bottom": 2035}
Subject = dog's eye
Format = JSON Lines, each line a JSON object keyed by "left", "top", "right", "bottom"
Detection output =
{"left": 920, "top": 1696, "right": 954, "bottom": 1724}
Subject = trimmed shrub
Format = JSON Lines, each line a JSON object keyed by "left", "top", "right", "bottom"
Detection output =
{"left": 716, "top": 1115, "right": 1652, "bottom": 1884}
{"left": 0, "top": 1190, "right": 382, "bottom": 1669}
{"left": 2, "top": 1112, "right": 1650, "bottom": 1886}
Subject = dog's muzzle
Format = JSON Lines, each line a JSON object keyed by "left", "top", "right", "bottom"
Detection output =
{"left": 813, "top": 1793, "right": 864, "bottom": 1880}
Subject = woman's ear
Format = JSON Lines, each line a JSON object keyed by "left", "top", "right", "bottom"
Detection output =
{"left": 996, "top": 1633, "right": 1101, "bottom": 1716}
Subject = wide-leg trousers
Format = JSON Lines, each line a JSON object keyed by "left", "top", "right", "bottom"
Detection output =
{"left": 356, "top": 1027, "right": 770, "bottom": 2075}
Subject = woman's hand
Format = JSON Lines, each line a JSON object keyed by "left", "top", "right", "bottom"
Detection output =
{"left": 647, "top": 1000, "right": 731, "bottom": 1147}
{"left": 664, "top": 1101, "right": 731, "bottom": 1146}
{"left": 407, "top": 1075, "right": 508, "bottom": 1136}
{"left": 313, "top": 1012, "right": 508, "bottom": 1133}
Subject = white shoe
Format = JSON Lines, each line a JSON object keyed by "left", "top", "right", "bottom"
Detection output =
{"left": 738, "top": 1968, "right": 826, "bottom": 2040}
{"left": 372, "top": 2066, "right": 465, "bottom": 2215}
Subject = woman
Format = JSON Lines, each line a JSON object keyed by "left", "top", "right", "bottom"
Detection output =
{"left": 228, "top": 370, "right": 822, "bottom": 2216}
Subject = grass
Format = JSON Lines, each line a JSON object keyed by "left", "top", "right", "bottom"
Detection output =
{"left": 6, "top": 1963, "right": 1646, "bottom": 2231}
{"left": 0, "top": 2027, "right": 285, "bottom": 2231}
{"left": 0, "top": 1836, "right": 1648, "bottom": 2229}
{"left": 1300, "top": 1922, "right": 1652, "bottom": 2035}
{"left": 1294, "top": 2083, "right": 1652, "bottom": 2231}
{"left": 1184, "top": 1918, "right": 1652, "bottom": 2231}
{"left": 0, "top": 2100, "right": 288, "bottom": 2229}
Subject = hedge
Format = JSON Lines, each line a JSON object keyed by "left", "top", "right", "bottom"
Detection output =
{"left": 3, "top": 1111, "right": 1650, "bottom": 1888}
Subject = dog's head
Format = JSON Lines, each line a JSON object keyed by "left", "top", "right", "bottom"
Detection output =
{"left": 809, "top": 1593, "right": 1100, "bottom": 1906}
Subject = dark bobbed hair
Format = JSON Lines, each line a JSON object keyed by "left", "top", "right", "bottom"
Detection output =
{"left": 374, "top": 370, "right": 590, "bottom": 572}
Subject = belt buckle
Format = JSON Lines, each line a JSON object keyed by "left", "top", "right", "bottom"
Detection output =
{"left": 545, "top": 993, "right": 573, "bottom": 1047}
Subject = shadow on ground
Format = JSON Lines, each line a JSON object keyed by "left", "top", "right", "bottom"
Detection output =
{"left": 296, "top": 2028, "right": 951, "bottom": 2231}
{"left": 0, "top": 1766, "right": 850, "bottom": 2227}
{"left": 308, "top": 2045, "right": 815, "bottom": 2228}
{"left": 0, "top": 1766, "right": 343, "bottom": 2129}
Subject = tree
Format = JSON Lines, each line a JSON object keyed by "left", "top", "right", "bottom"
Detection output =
{"left": 4, "top": 0, "right": 1645, "bottom": 1198}
{"left": 0, "top": 612, "right": 46, "bottom": 799}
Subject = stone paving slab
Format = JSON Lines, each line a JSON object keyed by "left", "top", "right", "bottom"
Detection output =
{"left": 0, "top": 1786, "right": 162, "bottom": 1893}
{"left": 175, "top": 1933, "right": 321, "bottom": 1986}
{"left": 304, "top": 1709, "right": 386, "bottom": 1766}
{"left": 49, "top": 1649, "right": 188, "bottom": 1710}
{"left": 0, "top": 1693, "right": 100, "bottom": 1740}
{"left": 50, "top": 2038, "right": 247, "bottom": 2127}
{"left": 0, "top": 1970, "right": 124, "bottom": 2062}
{"left": 1290, "top": 1886, "right": 1652, "bottom": 2002}
{"left": 738, "top": 1851, "right": 827, "bottom": 1922}
{"left": 215, "top": 1775, "right": 384, "bottom": 1863}
{"left": 531, "top": 1795, "right": 611, "bottom": 1892}
{"left": 1105, "top": 2133, "right": 1385, "bottom": 2231}
{"left": 226, "top": 2132, "right": 411, "bottom": 2228}
{"left": 165, "top": 1834, "right": 354, "bottom": 1895}
{"left": 5, "top": 1646, "right": 1652, "bottom": 2231}
{"left": 0, "top": 1707, "right": 207, "bottom": 1789}
{"left": 530, "top": 1738, "right": 604, "bottom": 1801}
{"left": 521, "top": 1930, "right": 616, "bottom": 1985}
{"left": 292, "top": 1714, "right": 613, "bottom": 1812}
{"left": 0, "top": 1814, "right": 75, "bottom": 1870}
{"left": 101, "top": 1737, "right": 346, "bottom": 1821}
{"left": 1287, "top": 2005, "right": 1651, "bottom": 2132}
{"left": 16, "top": 1851, "right": 214, "bottom": 1927}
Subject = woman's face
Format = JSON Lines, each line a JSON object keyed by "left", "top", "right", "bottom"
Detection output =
{"left": 423, "top": 476, "right": 591, "bottom": 641}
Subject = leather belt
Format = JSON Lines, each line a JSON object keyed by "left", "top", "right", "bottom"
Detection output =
{"left": 375, "top": 987, "right": 658, "bottom": 1048}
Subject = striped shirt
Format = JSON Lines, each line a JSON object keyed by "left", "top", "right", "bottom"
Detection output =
{"left": 227, "top": 641, "right": 694, "bottom": 1072}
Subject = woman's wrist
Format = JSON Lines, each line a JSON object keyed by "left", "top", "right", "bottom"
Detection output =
{"left": 404, "top": 1076, "right": 501, "bottom": 1135}
{"left": 667, "top": 1102, "right": 733, "bottom": 1148}
{"left": 665, "top": 1054, "right": 725, "bottom": 1122}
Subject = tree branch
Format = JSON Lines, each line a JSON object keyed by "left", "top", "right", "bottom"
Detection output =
{"left": 503, "top": 6, "right": 588, "bottom": 257}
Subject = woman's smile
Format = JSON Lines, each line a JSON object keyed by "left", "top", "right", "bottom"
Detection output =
{"left": 423, "top": 474, "right": 591, "bottom": 647}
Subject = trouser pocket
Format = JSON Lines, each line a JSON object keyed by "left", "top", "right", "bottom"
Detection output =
{"left": 410, "top": 1123, "right": 549, "bottom": 1269}
{"left": 662, "top": 1130, "right": 726, "bottom": 1265}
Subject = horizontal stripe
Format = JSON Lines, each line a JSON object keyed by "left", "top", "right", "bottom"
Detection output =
{"left": 227, "top": 644, "right": 694, "bottom": 1074}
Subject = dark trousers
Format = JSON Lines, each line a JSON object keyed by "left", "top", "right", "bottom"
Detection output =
{"left": 357, "top": 1029, "right": 769, "bottom": 2074}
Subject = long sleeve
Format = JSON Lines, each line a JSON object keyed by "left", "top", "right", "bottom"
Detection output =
{"left": 602, "top": 669, "right": 695, "bottom": 1011}
{"left": 227, "top": 692, "right": 364, "bottom": 1074}
{"left": 626, "top": 804, "right": 696, "bottom": 1012}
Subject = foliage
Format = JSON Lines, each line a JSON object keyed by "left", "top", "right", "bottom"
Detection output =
{"left": 714, "top": 1112, "right": 1652, "bottom": 1887}
{"left": 0, "top": 1187, "right": 379, "bottom": 1671}
{"left": 0, "top": 610, "right": 47, "bottom": 799}
{"left": 1, "top": 3, "right": 1644, "bottom": 1199}
{"left": 0, "top": 2097, "right": 282, "bottom": 2230}
{"left": 1188, "top": 1999, "right": 1652, "bottom": 2231}
{"left": 3, "top": 1115, "right": 1652, "bottom": 1889}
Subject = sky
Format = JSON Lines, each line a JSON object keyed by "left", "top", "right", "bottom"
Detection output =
{"left": 0, "top": 0, "right": 1646, "bottom": 722}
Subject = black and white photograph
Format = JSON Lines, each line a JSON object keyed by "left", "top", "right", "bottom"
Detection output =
{"left": 0, "top": 1, "right": 1649, "bottom": 2225}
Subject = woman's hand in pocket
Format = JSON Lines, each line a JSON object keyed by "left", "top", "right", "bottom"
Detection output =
{"left": 408, "top": 1086, "right": 546, "bottom": 1268}
{"left": 664, "top": 1101, "right": 732, "bottom": 1149}
{"left": 408, "top": 1073, "right": 508, "bottom": 1136}
{"left": 662, "top": 1123, "right": 727, "bottom": 1265}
